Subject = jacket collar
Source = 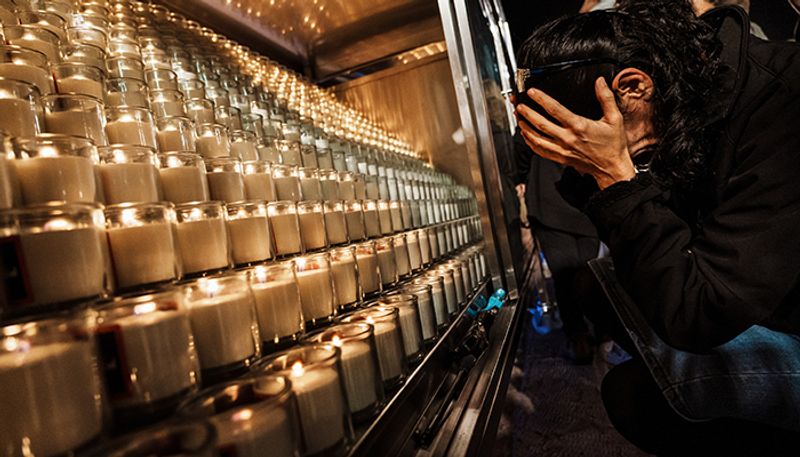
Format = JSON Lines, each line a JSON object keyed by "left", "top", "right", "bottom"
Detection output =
{"left": 701, "top": 6, "right": 751, "bottom": 121}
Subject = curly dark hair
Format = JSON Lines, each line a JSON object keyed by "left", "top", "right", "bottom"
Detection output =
{"left": 517, "top": 0, "right": 726, "bottom": 189}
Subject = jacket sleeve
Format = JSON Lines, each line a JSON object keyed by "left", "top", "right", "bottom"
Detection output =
{"left": 586, "top": 94, "right": 800, "bottom": 352}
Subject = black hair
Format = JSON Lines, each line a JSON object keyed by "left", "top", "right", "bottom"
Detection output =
{"left": 517, "top": 0, "right": 726, "bottom": 189}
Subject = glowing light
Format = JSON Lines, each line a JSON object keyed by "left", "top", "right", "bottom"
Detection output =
{"left": 290, "top": 360, "right": 304, "bottom": 377}
{"left": 133, "top": 302, "right": 157, "bottom": 315}
{"left": 331, "top": 335, "right": 342, "bottom": 347}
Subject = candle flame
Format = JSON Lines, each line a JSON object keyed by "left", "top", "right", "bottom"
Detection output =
{"left": 188, "top": 208, "right": 203, "bottom": 221}
{"left": 232, "top": 408, "right": 253, "bottom": 422}
{"left": 39, "top": 146, "right": 59, "bottom": 158}
{"left": 290, "top": 360, "right": 304, "bottom": 377}
{"left": 200, "top": 278, "right": 220, "bottom": 298}
{"left": 133, "top": 302, "right": 157, "bottom": 315}
{"left": 294, "top": 257, "right": 306, "bottom": 271}
{"left": 365, "top": 316, "right": 375, "bottom": 325}
{"left": 166, "top": 156, "right": 182, "bottom": 168}
{"left": 331, "top": 335, "right": 342, "bottom": 347}
{"left": 120, "top": 208, "right": 139, "bottom": 227}
{"left": 43, "top": 218, "right": 74, "bottom": 232}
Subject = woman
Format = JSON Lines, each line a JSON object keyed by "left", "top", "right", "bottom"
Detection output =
{"left": 514, "top": 0, "right": 800, "bottom": 454}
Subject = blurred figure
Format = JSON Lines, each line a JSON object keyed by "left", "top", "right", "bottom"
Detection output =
{"left": 792, "top": 0, "right": 800, "bottom": 41}
{"left": 691, "top": 0, "right": 768, "bottom": 38}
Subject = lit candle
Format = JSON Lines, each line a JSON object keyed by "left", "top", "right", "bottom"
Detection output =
{"left": 268, "top": 201, "right": 303, "bottom": 257}
{"left": 393, "top": 234, "right": 411, "bottom": 278}
{"left": 230, "top": 131, "right": 259, "bottom": 161}
{"left": 406, "top": 232, "right": 422, "bottom": 271}
{"left": 342, "top": 307, "right": 405, "bottom": 388}
{"left": 43, "top": 94, "right": 108, "bottom": 146}
{"left": 389, "top": 201, "right": 403, "bottom": 233}
{"left": 294, "top": 254, "right": 335, "bottom": 328}
{"left": 344, "top": 201, "right": 365, "bottom": 241}
{"left": 414, "top": 276, "right": 448, "bottom": 329}
{"left": 0, "top": 78, "right": 41, "bottom": 138}
{"left": 355, "top": 242, "right": 381, "bottom": 296}
{"left": 323, "top": 201, "right": 348, "bottom": 246}
{"left": 418, "top": 229, "right": 431, "bottom": 265}
{"left": 248, "top": 264, "right": 304, "bottom": 349}
{"left": 338, "top": 171, "right": 355, "bottom": 200}
{"left": 378, "top": 200, "right": 392, "bottom": 235}
{"left": 206, "top": 158, "right": 246, "bottom": 203}
{"left": 0, "top": 60, "right": 54, "bottom": 96}
{"left": 56, "top": 74, "right": 104, "bottom": 100}
{"left": 13, "top": 136, "right": 97, "bottom": 204}
{"left": 195, "top": 123, "right": 230, "bottom": 158}
{"left": 297, "top": 201, "right": 327, "bottom": 252}
{"left": 298, "top": 168, "right": 321, "bottom": 201}
{"left": 175, "top": 202, "right": 230, "bottom": 276}
{"left": 184, "top": 276, "right": 259, "bottom": 375}
{"left": 375, "top": 237, "right": 398, "bottom": 287}
{"left": 106, "top": 203, "right": 178, "bottom": 290}
{"left": 319, "top": 170, "right": 340, "bottom": 200}
{"left": 105, "top": 110, "right": 159, "bottom": 148}
{"left": 330, "top": 247, "right": 359, "bottom": 309}
{"left": 401, "top": 283, "right": 438, "bottom": 342}
{"left": 435, "top": 268, "right": 458, "bottom": 316}
{"left": 158, "top": 153, "right": 210, "bottom": 204}
{"left": 243, "top": 161, "right": 277, "bottom": 201}
{"left": 378, "top": 295, "right": 424, "bottom": 363}
{"left": 98, "top": 145, "right": 160, "bottom": 204}
{"left": 362, "top": 200, "right": 380, "bottom": 238}
{"left": 156, "top": 116, "right": 196, "bottom": 152}
{"left": 272, "top": 165, "right": 302, "bottom": 202}
{"left": 226, "top": 202, "right": 271, "bottom": 265}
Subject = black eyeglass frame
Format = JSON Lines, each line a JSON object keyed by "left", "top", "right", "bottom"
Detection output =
{"left": 515, "top": 58, "right": 623, "bottom": 94}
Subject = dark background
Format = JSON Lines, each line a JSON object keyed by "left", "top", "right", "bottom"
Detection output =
{"left": 501, "top": 0, "right": 799, "bottom": 51}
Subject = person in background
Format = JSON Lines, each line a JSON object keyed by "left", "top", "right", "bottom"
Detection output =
{"left": 792, "top": 0, "right": 800, "bottom": 41}
{"left": 515, "top": 0, "right": 800, "bottom": 453}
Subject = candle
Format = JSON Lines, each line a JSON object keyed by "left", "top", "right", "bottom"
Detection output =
{"left": 207, "top": 171, "right": 245, "bottom": 202}
{"left": 400, "top": 202, "right": 412, "bottom": 230}
{"left": 407, "top": 235, "right": 422, "bottom": 271}
{"left": 437, "top": 227, "right": 447, "bottom": 256}
{"left": 0, "top": 155, "right": 14, "bottom": 209}
{"left": 196, "top": 124, "right": 230, "bottom": 158}
{"left": 0, "top": 61, "right": 54, "bottom": 96}
{"left": 186, "top": 100, "right": 216, "bottom": 125}
{"left": 414, "top": 277, "right": 448, "bottom": 329}
{"left": 184, "top": 277, "right": 258, "bottom": 373}
{"left": 429, "top": 228, "right": 440, "bottom": 259}
{"left": 57, "top": 75, "right": 104, "bottom": 100}
{"left": 106, "top": 204, "right": 178, "bottom": 289}
{"left": 98, "top": 147, "right": 160, "bottom": 204}
{"left": 277, "top": 140, "right": 302, "bottom": 165}
{"left": 13, "top": 153, "right": 97, "bottom": 204}
{"left": 150, "top": 90, "right": 186, "bottom": 119}
{"left": 354, "top": 175, "right": 367, "bottom": 201}
{"left": 294, "top": 255, "right": 335, "bottom": 327}
{"left": 248, "top": 264, "right": 304, "bottom": 348}
{"left": 338, "top": 172, "right": 355, "bottom": 200}
{"left": 298, "top": 202, "right": 327, "bottom": 252}
{"left": 355, "top": 246, "right": 380, "bottom": 296}
{"left": 96, "top": 295, "right": 198, "bottom": 416}
{"left": 363, "top": 207, "right": 380, "bottom": 238}
{"left": 389, "top": 202, "right": 403, "bottom": 232}
{"left": 438, "top": 270, "right": 458, "bottom": 315}
{"left": 378, "top": 202, "right": 392, "bottom": 235}
{"left": 342, "top": 307, "right": 405, "bottom": 387}
{"left": 0, "top": 339, "right": 103, "bottom": 457}
{"left": 159, "top": 165, "right": 210, "bottom": 204}
{"left": 43, "top": 95, "right": 107, "bottom": 146}
{"left": 401, "top": 284, "right": 437, "bottom": 342}
{"left": 344, "top": 208, "right": 365, "bottom": 241}
{"left": 231, "top": 131, "right": 259, "bottom": 161}
{"left": 320, "top": 174, "right": 340, "bottom": 201}
{"left": 376, "top": 243, "right": 397, "bottom": 287}
{"left": 330, "top": 250, "right": 359, "bottom": 308}
{"left": 175, "top": 203, "right": 230, "bottom": 275}
{"left": 243, "top": 166, "right": 277, "bottom": 201}
{"left": 379, "top": 295, "right": 423, "bottom": 362}
{"left": 156, "top": 116, "right": 195, "bottom": 152}
{"left": 393, "top": 235, "right": 411, "bottom": 278}
{"left": 300, "top": 176, "right": 321, "bottom": 201}
{"left": 418, "top": 230, "right": 431, "bottom": 265}
{"left": 269, "top": 209, "right": 302, "bottom": 257}
{"left": 450, "top": 265, "right": 465, "bottom": 305}
{"left": 323, "top": 205, "right": 347, "bottom": 246}
{"left": 0, "top": 98, "right": 39, "bottom": 138}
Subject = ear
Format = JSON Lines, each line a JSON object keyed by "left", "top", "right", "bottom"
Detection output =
{"left": 611, "top": 68, "right": 655, "bottom": 106}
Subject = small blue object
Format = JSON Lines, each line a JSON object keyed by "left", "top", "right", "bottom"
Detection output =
{"left": 466, "top": 288, "right": 507, "bottom": 317}
{"left": 530, "top": 297, "right": 563, "bottom": 335}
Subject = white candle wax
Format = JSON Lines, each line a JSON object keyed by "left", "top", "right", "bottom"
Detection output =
{"left": 338, "top": 181, "right": 355, "bottom": 200}
{"left": 243, "top": 173, "right": 276, "bottom": 201}
{"left": 270, "top": 213, "right": 302, "bottom": 256}
{"left": 344, "top": 212, "right": 365, "bottom": 241}
{"left": 324, "top": 210, "right": 347, "bottom": 245}
{"left": 57, "top": 75, "right": 104, "bottom": 100}
{"left": 152, "top": 100, "right": 184, "bottom": 118}
{"left": 101, "top": 310, "right": 196, "bottom": 405}
{"left": 0, "top": 98, "right": 38, "bottom": 137}
{"left": 13, "top": 156, "right": 96, "bottom": 204}
{"left": 377, "top": 249, "right": 396, "bottom": 286}
{"left": 0, "top": 341, "right": 103, "bottom": 457}
{"left": 461, "top": 264, "right": 472, "bottom": 292}
{"left": 355, "top": 253, "right": 380, "bottom": 294}
{"left": 298, "top": 211, "right": 326, "bottom": 251}
{"left": 363, "top": 209, "right": 380, "bottom": 238}
{"left": 390, "top": 207, "right": 402, "bottom": 232}
{"left": 378, "top": 208, "right": 392, "bottom": 235}
{"left": 331, "top": 258, "right": 358, "bottom": 307}
{"left": 108, "top": 221, "right": 176, "bottom": 289}
{"left": 207, "top": 172, "right": 245, "bottom": 202}
{"left": 196, "top": 135, "right": 229, "bottom": 158}
{"left": 394, "top": 242, "right": 410, "bottom": 277}
{"left": 20, "top": 227, "right": 105, "bottom": 305}
{"left": 419, "top": 233, "right": 431, "bottom": 264}
{"left": 366, "top": 181, "right": 379, "bottom": 200}
{"left": 400, "top": 204, "right": 412, "bottom": 230}
{"left": 274, "top": 176, "right": 301, "bottom": 202}
{"left": 251, "top": 279, "right": 303, "bottom": 343}
{"left": 354, "top": 180, "right": 366, "bottom": 200}
{"left": 188, "top": 292, "right": 256, "bottom": 370}
{"left": 407, "top": 239, "right": 422, "bottom": 271}
{"left": 452, "top": 269, "right": 465, "bottom": 305}
{"left": 414, "top": 293, "right": 436, "bottom": 340}
{"left": 429, "top": 284, "right": 448, "bottom": 327}
{"left": 0, "top": 159, "right": 14, "bottom": 209}
{"left": 0, "top": 62, "right": 53, "bottom": 95}
{"left": 231, "top": 141, "right": 259, "bottom": 161}
{"left": 430, "top": 232, "right": 441, "bottom": 259}
{"left": 437, "top": 231, "right": 447, "bottom": 256}
{"left": 211, "top": 405, "right": 295, "bottom": 457}
{"left": 99, "top": 162, "right": 160, "bottom": 204}
{"left": 371, "top": 320, "right": 404, "bottom": 382}
{"left": 289, "top": 366, "right": 346, "bottom": 455}
{"left": 300, "top": 178, "right": 321, "bottom": 201}
{"left": 442, "top": 275, "right": 457, "bottom": 315}
{"left": 296, "top": 268, "right": 334, "bottom": 322}
{"left": 320, "top": 180, "right": 339, "bottom": 200}
{"left": 396, "top": 306, "right": 422, "bottom": 358}
{"left": 338, "top": 341, "right": 378, "bottom": 413}
{"left": 106, "top": 118, "right": 156, "bottom": 149}
{"left": 175, "top": 218, "right": 229, "bottom": 274}
{"left": 156, "top": 129, "right": 190, "bottom": 152}
{"left": 228, "top": 215, "right": 271, "bottom": 265}
{"left": 159, "top": 166, "right": 209, "bottom": 204}
{"left": 45, "top": 110, "right": 106, "bottom": 146}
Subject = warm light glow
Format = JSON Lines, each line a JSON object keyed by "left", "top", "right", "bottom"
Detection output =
{"left": 38, "top": 146, "right": 59, "bottom": 158}
{"left": 120, "top": 208, "right": 139, "bottom": 227}
{"left": 133, "top": 302, "right": 157, "bottom": 315}
{"left": 43, "top": 218, "right": 74, "bottom": 232}
{"left": 199, "top": 278, "right": 221, "bottom": 297}
{"left": 331, "top": 335, "right": 342, "bottom": 347}
{"left": 232, "top": 408, "right": 253, "bottom": 422}
{"left": 290, "top": 360, "right": 305, "bottom": 377}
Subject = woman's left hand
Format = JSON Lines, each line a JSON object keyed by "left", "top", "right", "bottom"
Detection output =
{"left": 515, "top": 77, "right": 636, "bottom": 190}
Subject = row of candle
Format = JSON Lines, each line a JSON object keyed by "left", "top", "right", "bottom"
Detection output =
{"left": 0, "top": 244, "right": 488, "bottom": 457}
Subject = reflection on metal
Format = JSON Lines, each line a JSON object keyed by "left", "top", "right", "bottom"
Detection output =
{"left": 333, "top": 54, "right": 467, "bottom": 174}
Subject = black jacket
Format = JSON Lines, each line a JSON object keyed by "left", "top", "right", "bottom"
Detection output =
{"left": 568, "top": 7, "right": 800, "bottom": 352}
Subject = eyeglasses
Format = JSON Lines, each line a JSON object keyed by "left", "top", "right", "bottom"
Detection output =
{"left": 515, "top": 58, "right": 622, "bottom": 94}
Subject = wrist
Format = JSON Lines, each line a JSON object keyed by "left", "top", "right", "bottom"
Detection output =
{"left": 595, "top": 160, "right": 637, "bottom": 190}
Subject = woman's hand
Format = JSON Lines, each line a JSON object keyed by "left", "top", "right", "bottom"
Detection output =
{"left": 515, "top": 77, "right": 636, "bottom": 190}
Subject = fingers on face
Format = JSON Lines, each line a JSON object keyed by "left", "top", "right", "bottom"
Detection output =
{"left": 527, "top": 88, "right": 580, "bottom": 126}
{"left": 520, "top": 128, "right": 572, "bottom": 166}
{"left": 515, "top": 104, "right": 568, "bottom": 140}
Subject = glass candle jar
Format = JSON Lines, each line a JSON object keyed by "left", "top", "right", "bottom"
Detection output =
{"left": 272, "top": 164, "right": 302, "bottom": 202}
{"left": 145, "top": 68, "right": 179, "bottom": 91}
{"left": 392, "top": 233, "right": 411, "bottom": 279}
{"left": 400, "top": 283, "right": 438, "bottom": 343}
{"left": 329, "top": 246, "right": 361, "bottom": 311}
{"left": 400, "top": 201, "right": 412, "bottom": 231}
{"left": 230, "top": 130, "right": 259, "bottom": 161}
{"left": 365, "top": 175, "right": 380, "bottom": 200}
{"left": 298, "top": 167, "right": 321, "bottom": 201}
{"left": 180, "top": 375, "right": 301, "bottom": 457}
{"left": 0, "top": 45, "right": 54, "bottom": 96}
{"left": 150, "top": 89, "right": 186, "bottom": 118}
{"left": 105, "top": 106, "right": 157, "bottom": 149}
{"left": 242, "top": 160, "right": 276, "bottom": 201}
{"left": 195, "top": 123, "right": 230, "bottom": 158}
{"left": 319, "top": 169, "right": 340, "bottom": 201}
{"left": 43, "top": 93, "right": 108, "bottom": 146}
{"left": 205, "top": 157, "right": 245, "bottom": 203}
{"left": 294, "top": 253, "right": 336, "bottom": 329}
{"left": 108, "top": 41, "right": 141, "bottom": 61}
{"left": 183, "top": 275, "right": 260, "bottom": 383}
{"left": 0, "top": 203, "right": 109, "bottom": 308}
{"left": 323, "top": 200, "right": 347, "bottom": 246}
{"left": 83, "top": 420, "right": 217, "bottom": 456}
{"left": 377, "top": 294, "right": 424, "bottom": 365}
{"left": 185, "top": 98, "right": 215, "bottom": 125}
{"left": 340, "top": 306, "right": 406, "bottom": 390}
{"left": 247, "top": 262, "right": 304, "bottom": 352}
{"left": 3, "top": 25, "right": 60, "bottom": 62}
{"left": 66, "top": 26, "right": 108, "bottom": 52}
{"left": 0, "top": 310, "right": 104, "bottom": 457}
{"left": 268, "top": 200, "right": 302, "bottom": 257}
{"left": 338, "top": 171, "right": 355, "bottom": 201}
{"left": 105, "top": 77, "right": 149, "bottom": 109}
{"left": 215, "top": 105, "right": 242, "bottom": 131}
{"left": 389, "top": 200, "right": 402, "bottom": 233}
{"left": 306, "top": 323, "right": 383, "bottom": 423}
{"left": 451, "top": 258, "right": 472, "bottom": 295}
{"left": 53, "top": 62, "right": 105, "bottom": 100}
{"left": 105, "top": 202, "right": 179, "bottom": 290}
{"left": 429, "top": 267, "right": 458, "bottom": 317}
{"left": 343, "top": 200, "right": 366, "bottom": 242}
{"left": 417, "top": 228, "right": 432, "bottom": 266}
{"left": 157, "top": 152, "right": 210, "bottom": 204}
{"left": 412, "top": 276, "right": 448, "bottom": 330}
{"left": 410, "top": 200, "right": 422, "bottom": 229}
{"left": 257, "top": 137, "right": 282, "bottom": 163}
{"left": 98, "top": 145, "right": 159, "bottom": 204}
{"left": 94, "top": 289, "right": 200, "bottom": 425}
{"left": 0, "top": 133, "right": 15, "bottom": 209}
{"left": 180, "top": 79, "right": 206, "bottom": 100}
{"left": 12, "top": 134, "right": 98, "bottom": 204}
{"left": 405, "top": 230, "right": 423, "bottom": 272}
{"left": 254, "top": 345, "right": 352, "bottom": 456}
{"left": 354, "top": 241, "right": 381, "bottom": 298}
{"left": 226, "top": 200, "right": 272, "bottom": 266}
{"left": 276, "top": 139, "right": 301, "bottom": 166}
{"left": 156, "top": 115, "right": 195, "bottom": 152}
{"left": 361, "top": 199, "right": 380, "bottom": 239}
{"left": 377, "top": 200, "right": 392, "bottom": 235}
{"left": 374, "top": 236, "right": 398, "bottom": 287}
{"left": 444, "top": 222, "right": 454, "bottom": 254}
{"left": 290, "top": 203, "right": 328, "bottom": 256}
{"left": 353, "top": 173, "right": 367, "bottom": 201}
{"left": 106, "top": 57, "right": 145, "bottom": 81}
{"left": 436, "top": 225, "right": 447, "bottom": 258}
{"left": 174, "top": 201, "right": 230, "bottom": 277}
{"left": 240, "top": 113, "right": 265, "bottom": 138}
